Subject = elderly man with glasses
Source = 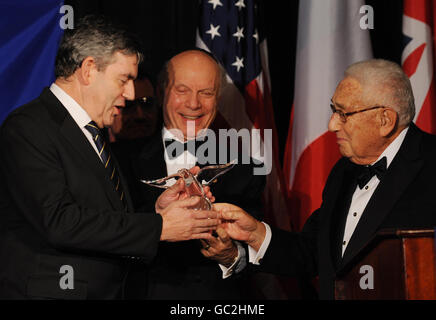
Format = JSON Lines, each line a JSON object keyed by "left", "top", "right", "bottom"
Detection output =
{"left": 210, "top": 59, "right": 436, "bottom": 300}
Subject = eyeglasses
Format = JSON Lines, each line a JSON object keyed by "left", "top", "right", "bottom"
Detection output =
{"left": 330, "top": 104, "right": 385, "bottom": 123}
{"left": 117, "top": 96, "right": 155, "bottom": 113}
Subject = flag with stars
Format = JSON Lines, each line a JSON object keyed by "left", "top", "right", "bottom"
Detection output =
{"left": 197, "top": 0, "right": 292, "bottom": 230}
{"left": 402, "top": 0, "right": 436, "bottom": 134}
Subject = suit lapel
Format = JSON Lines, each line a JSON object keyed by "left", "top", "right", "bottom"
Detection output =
{"left": 41, "top": 89, "right": 125, "bottom": 211}
{"left": 340, "top": 124, "right": 424, "bottom": 268}
{"left": 319, "top": 159, "right": 360, "bottom": 270}
{"left": 329, "top": 162, "right": 360, "bottom": 268}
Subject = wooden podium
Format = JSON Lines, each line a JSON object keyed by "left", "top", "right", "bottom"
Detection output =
{"left": 335, "top": 229, "right": 436, "bottom": 300}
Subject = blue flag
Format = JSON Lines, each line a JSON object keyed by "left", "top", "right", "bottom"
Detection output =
{"left": 0, "top": 0, "right": 64, "bottom": 124}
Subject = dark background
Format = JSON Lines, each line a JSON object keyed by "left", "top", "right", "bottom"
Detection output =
{"left": 65, "top": 0, "right": 404, "bottom": 164}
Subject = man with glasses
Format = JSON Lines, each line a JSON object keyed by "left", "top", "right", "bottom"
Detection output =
{"left": 109, "top": 72, "right": 159, "bottom": 142}
{"left": 210, "top": 59, "right": 436, "bottom": 299}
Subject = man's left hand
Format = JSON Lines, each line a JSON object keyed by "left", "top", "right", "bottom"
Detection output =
{"left": 200, "top": 227, "right": 238, "bottom": 268}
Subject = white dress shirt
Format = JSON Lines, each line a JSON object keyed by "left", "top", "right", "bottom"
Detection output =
{"left": 162, "top": 126, "right": 198, "bottom": 180}
{"left": 49, "top": 83, "right": 103, "bottom": 162}
{"left": 250, "top": 127, "right": 409, "bottom": 264}
{"left": 341, "top": 127, "right": 408, "bottom": 255}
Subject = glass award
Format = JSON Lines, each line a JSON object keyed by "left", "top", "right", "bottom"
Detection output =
{"left": 140, "top": 161, "right": 236, "bottom": 210}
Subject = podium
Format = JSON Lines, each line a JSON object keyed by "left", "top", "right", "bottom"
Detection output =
{"left": 335, "top": 229, "right": 436, "bottom": 300}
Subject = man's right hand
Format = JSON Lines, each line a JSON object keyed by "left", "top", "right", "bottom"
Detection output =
{"left": 159, "top": 197, "right": 219, "bottom": 242}
{"left": 213, "top": 203, "right": 266, "bottom": 252}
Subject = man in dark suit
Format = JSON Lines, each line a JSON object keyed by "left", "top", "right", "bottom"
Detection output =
{"left": 114, "top": 49, "right": 265, "bottom": 299}
{"left": 213, "top": 59, "right": 436, "bottom": 299}
{"left": 0, "top": 16, "right": 220, "bottom": 300}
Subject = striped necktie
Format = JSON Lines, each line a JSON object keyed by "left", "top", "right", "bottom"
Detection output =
{"left": 85, "top": 121, "right": 127, "bottom": 211}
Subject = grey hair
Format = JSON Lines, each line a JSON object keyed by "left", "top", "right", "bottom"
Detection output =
{"left": 345, "top": 59, "right": 415, "bottom": 126}
{"left": 55, "top": 15, "right": 143, "bottom": 78}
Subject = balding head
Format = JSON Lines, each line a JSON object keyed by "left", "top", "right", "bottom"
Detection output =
{"left": 159, "top": 49, "right": 224, "bottom": 97}
{"left": 160, "top": 49, "right": 223, "bottom": 139}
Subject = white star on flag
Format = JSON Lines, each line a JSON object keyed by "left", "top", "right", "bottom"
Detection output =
{"left": 197, "top": 0, "right": 293, "bottom": 249}
{"left": 231, "top": 56, "right": 244, "bottom": 72}
{"left": 206, "top": 23, "right": 221, "bottom": 40}
{"left": 233, "top": 26, "right": 244, "bottom": 42}
{"left": 208, "top": 0, "right": 223, "bottom": 10}
{"left": 253, "top": 30, "right": 259, "bottom": 44}
{"left": 235, "top": 0, "right": 245, "bottom": 10}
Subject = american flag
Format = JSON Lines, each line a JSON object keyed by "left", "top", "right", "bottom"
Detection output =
{"left": 196, "top": 0, "right": 292, "bottom": 299}
{"left": 198, "top": 0, "right": 260, "bottom": 91}
{"left": 196, "top": 0, "right": 291, "bottom": 231}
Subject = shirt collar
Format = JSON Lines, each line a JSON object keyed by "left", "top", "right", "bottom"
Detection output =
{"left": 161, "top": 126, "right": 198, "bottom": 166}
{"left": 373, "top": 126, "right": 409, "bottom": 168}
{"left": 49, "top": 83, "right": 92, "bottom": 129}
{"left": 162, "top": 126, "right": 184, "bottom": 143}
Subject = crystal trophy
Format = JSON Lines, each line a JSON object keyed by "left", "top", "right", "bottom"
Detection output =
{"left": 140, "top": 161, "right": 236, "bottom": 210}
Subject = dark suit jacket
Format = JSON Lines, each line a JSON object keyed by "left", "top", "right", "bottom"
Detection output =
{"left": 0, "top": 88, "right": 163, "bottom": 299}
{"left": 112, "top": 129, "right": 266, "bottom": 299}
{"left": 255, "top": 123, "right": 436, "bottom": 299}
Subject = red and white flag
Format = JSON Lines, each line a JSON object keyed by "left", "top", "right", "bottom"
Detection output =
{"left": 402, "top": 0, "right": 436, "bottom": 134}
{"left": 283, "top": 0, "right": 373, "bottom": 231}
{"left": 196, "top": 0, "right": 291, "bottom": 230}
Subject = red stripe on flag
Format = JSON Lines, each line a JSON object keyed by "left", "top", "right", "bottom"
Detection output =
{"left": 288, "top": 132, "right": 341, "bottom": 231}
{"left": 245, "top": 78, "right": 292, "bottom": 229}
{"left": 402, "top": 43, "right": 427, "bottom": 77}
{"left": 244, "top": 76, "right": 276, "bottom": 138}
{"left": 244, "top": 79, "right": 262, "bottom": 129}
{"left": 404, "top": 0, "right": 434, "bottom": 24}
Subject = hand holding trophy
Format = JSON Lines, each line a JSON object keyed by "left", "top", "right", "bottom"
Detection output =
{"left": 141, "top": 161, "right": 236, "bottom": 211}
{"left": 142, "top": 162, "right": 236, "bottom": 247}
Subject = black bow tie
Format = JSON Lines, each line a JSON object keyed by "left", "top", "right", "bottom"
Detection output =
{"left": 164, "top": 138, "right": 207, "bottom": 159}
{"left": 356, "top": 157, "right": 387, "bottom": 189}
